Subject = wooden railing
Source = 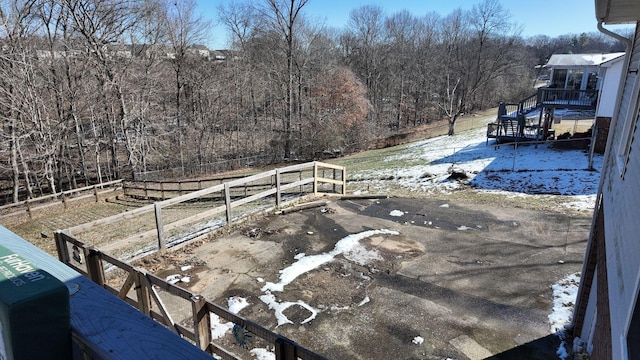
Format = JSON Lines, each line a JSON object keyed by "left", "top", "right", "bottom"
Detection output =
{"left": 54, "top": 162, "right": 344, "bottom": 359}
{"left": 538, "top": 88, "right": 598, "bottom": 108}
{"left": 0, "top": 180, "right": 123, "bottom": 221}
{"left": 64, "top": 162, "right": 345, "bottom": 259}
{"left": 488, "top": 88, "right": 597, "bottom": 142}
{"left": 54, "top": 231, "right": 327, "bottom": 359}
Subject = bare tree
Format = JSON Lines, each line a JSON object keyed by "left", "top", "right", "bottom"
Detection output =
{"left": 163, "top": 0, "right": 210, "bottom": 172}
{"left": 435, "top": 0, "right": 521, "bottom": 135}
{"left": 341, "top": 5, "right": 386, "bottom": 128}
{"left": 258, "top": 0, "right": 309, "bottom": 159}
{"left": 0, "top": 0, "right": 40, "bottom": 200}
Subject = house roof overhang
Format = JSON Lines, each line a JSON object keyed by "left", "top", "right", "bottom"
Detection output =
{"left": 595, "top": 0, "right": 640, "bottom": 23}
{"left": 545, "top": 53, "right": 625, "bottom": 68}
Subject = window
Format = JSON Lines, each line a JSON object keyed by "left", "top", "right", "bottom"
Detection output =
{"left": 587, "top": 71, "right": 598, "bottom": 91}
{"left": 568, "top": 69, "right": 584, "bottom": 90}
{"left": 552, "top": 69, "right": 567, "bottom": 88}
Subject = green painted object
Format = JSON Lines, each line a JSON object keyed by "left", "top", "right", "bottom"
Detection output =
{"left": 0, "top": 245, "right": 70, "bottom": 360}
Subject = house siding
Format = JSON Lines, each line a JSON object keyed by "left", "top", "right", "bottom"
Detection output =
{"left": 600, "top": 21, "right": 640, "bottom": 360}
{"left": 597, "top": 59, "right": 624, "bottom": 118}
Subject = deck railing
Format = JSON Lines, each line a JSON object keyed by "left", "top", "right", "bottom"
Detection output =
{"left": 488, "top": 88, "right": 597, "bottom": 142}
{"left": 538, "top": 88, "right": 598, "bottom": 108}
{"left": 54, "top": 231, "right": 327, "bottom": 360}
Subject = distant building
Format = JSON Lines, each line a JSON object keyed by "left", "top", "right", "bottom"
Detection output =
{"left": 545, "top": 53, "right": 623, "bottom": 91}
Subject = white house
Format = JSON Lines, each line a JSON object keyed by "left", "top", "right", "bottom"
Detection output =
{"left": 572, "top": 1, "right": 640, "bottom": 359}
{"left": 545, "top": 53, "right": 624, "bottom": 93}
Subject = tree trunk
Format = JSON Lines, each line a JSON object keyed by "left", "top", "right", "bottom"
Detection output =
{"left": 9, "top": 123, "right": 21, "bottom": 203}
{"left": 448, "top": 113, "right": 459, "bottom": 136}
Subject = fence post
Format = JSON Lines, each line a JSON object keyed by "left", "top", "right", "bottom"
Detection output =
{"left": 62, "top": 192, "right": 68, "bottom": 209}
{"left": 313, "top": 162, "right": 318, "bottom": 196}
{"left": 342, "top": 167, "right": 347, "bottom": 195}
{"left": 512, "top": 142, "right": 518, "bottom": 171}
{"left": 191, "top": 295, "right": 211, "bottom": 352}
{"left": 26, "top": 199, "right": 32, "bottom": 218}
{"left": 224, "top": 183, "right": 232, "bottom": 226}
{"left": 155, "top": 203, "right": 165, "bottom": 253}
{"left": 135, "top": 270, "right": 152, "bottom": 316}
{"left": 85, "top": 248, "right": 105, "bottom": 287}
{"left": 332, "top": 169, "right": 336, "bottom": 193}
{"left": 144, "top": 181, "right": 148, "bottom": 199}
{"left": 276, "top": 169, "right": 282, "bottom": 207}
{"left": 275, "top": 338, "right": 296, "bottom": 360}
{"left": 54, "top": 231, "right": 70, "bottom": 264}
{"left": 299, "top": 171, "right": 303, "bottom": 193}
{"left": 94, "top": 185, "right": 99, "bottom": 202}
{"left": 160, "top": 182, "right": 165, "bottom": 199}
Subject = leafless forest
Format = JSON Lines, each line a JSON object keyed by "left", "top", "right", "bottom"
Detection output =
{"left": 0, "top": 0, "right": 628, "bottom": 203}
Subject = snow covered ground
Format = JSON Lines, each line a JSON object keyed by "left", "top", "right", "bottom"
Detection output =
{"left": 549, "top": 273, "right": 581, "bottom": 360}
{"left": 350, "top": 126, "right": 602, "bottom": 211}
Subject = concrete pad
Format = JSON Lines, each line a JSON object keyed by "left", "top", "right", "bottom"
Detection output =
{"left": 450, "top": 335, "right": 493, "bottom": 360}
{"left": 151, "top": 197, "right": 590, "bottom": 359}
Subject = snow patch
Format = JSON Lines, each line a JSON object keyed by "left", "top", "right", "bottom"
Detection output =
{"left": 357, "top": 296, "right": 370, "bottom": 307}
{"left": 210, "top": 296, "right": 250, "bottom": 339}
{"left": 348, "top": 126, "right": 603, "bottom": 202}
{"left": 549, "top": 273, "right": 580, "bottom": 333}
{"left": 250, "top": 348, "right": 276, "bottom": 360}
{"left": 259, "top": 292, "right": 319, "bottom": 327}
{"left": 261, "top": 229, "right": 399, "bottom": 292}
{"left": 389, "top": 210, "right": 405, "bottom": 217}
{"left": 549, "top": 273, "right": 581, "bottom": 360}
{"left": 210, "top": 313, "right": 234, "bottom": 340}
{"left": 228, "top": 296, "right": 250, "bottom": 314}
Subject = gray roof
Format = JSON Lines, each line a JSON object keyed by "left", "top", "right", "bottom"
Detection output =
{"left": 596, "top": 0, "right": 640, "bottom": 24}
{"left": 545, "top": 53, "right": 625, "bottom": 68}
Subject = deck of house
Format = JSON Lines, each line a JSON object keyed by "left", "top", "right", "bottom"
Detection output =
{"left": 487, "top": 88, "right": 597, "bottom": 144}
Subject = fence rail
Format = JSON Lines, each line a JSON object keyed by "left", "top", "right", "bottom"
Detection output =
{"left": 0, "top": 180, "right": 123, "bottom": 221}
{"left": 55, "top": 230, "right": 327, "bottom": 360}
{"left": 65, "top": 162, "right": 344, "bottom": 258}
{"left": 55, "top": 162, "right": 344, "bottom": 359}
{"left": 133, "top": 154, "right": 279, "bottom": 182}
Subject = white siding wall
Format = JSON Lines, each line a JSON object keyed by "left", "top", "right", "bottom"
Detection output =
{"left": 597, "top": 60, "right": 625, "bottom": 117}
{"left": 602, "top": 21, "right": 640, "bottom": 360}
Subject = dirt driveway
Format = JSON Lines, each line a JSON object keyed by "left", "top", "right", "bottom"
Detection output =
{"left": 155, "top": 197, "right": 589, "bottom": 360}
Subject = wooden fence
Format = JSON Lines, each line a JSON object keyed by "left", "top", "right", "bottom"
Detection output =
{"left": 123, "top": 166, "right": 346, "bottom": 201}
{"left": 54, "top": 231, "right": 327, "bottom": 360}
{"left": 0, "top": 180, "right": 123, "bottom": 221}
{"left": 65, "top": 162, "right": 345, "bottom": 257}
{"left": 54, "top": 161, "right": 344, "bottom": 359}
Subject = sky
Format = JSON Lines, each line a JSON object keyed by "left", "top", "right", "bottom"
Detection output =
{"left": 196, "top": 0, "right": 634, "bottom": 49}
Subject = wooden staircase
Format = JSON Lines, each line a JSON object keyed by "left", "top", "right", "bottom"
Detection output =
{"left": 487, "top": 88, "right": 598, "bottom": 143}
